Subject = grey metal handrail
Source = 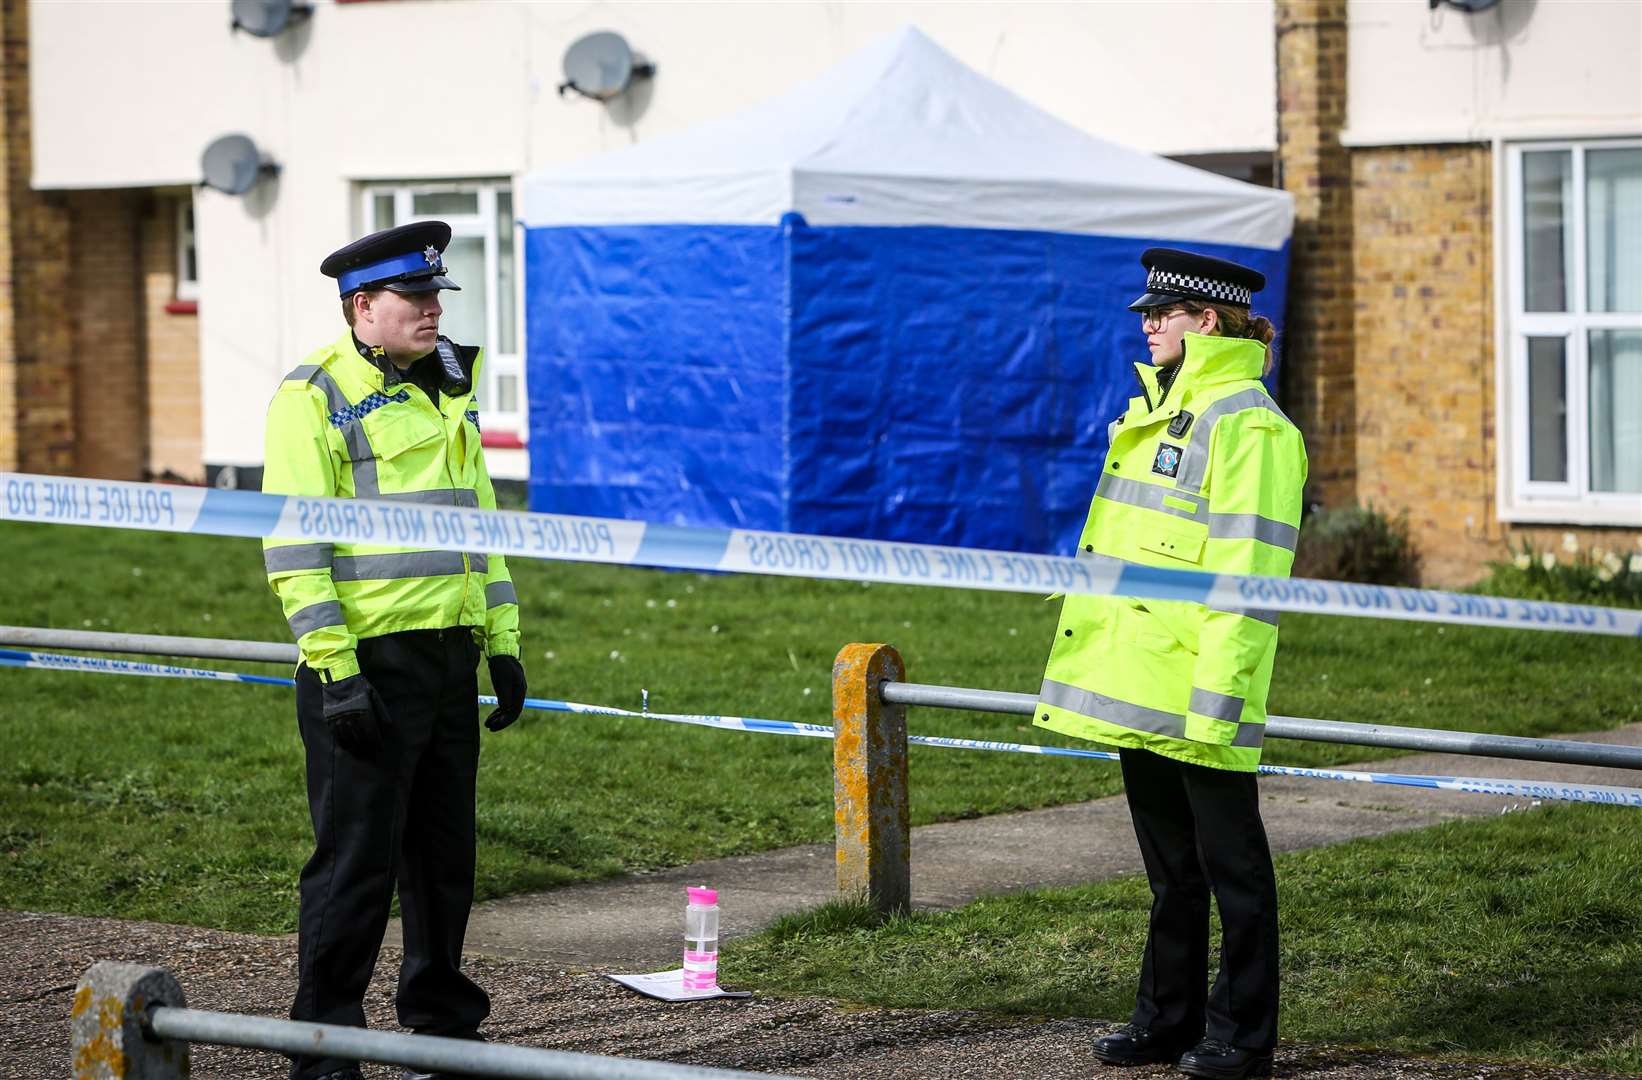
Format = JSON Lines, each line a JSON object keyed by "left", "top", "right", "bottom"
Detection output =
{"left": 878, "top": 680, "right": 1642, "bottom": 771}
{"left": 0, "top": 624, "right": 297, "bottom": 663}
{"left": 147, "top": 1007, "right": 783, "bottom": 1079}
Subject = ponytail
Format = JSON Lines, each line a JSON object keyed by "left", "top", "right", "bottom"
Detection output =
{"left": 1187, "top": 302, "right": 1277, "bottom": 376}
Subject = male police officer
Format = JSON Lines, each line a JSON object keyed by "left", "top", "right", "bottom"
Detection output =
{"left": 263, "top": 221, "right": 528, "bottom": 1080}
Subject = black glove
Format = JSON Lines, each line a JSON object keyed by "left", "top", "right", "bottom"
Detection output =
{"left": 320, "top": 671, "right": 388, "bottom": 757}
{"left": 485, "top": 655, "right": 527, "bottom": 732}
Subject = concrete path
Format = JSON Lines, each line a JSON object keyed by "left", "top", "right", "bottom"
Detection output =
{"left": 410, "top": 724, "right": 1642, "bottom": 971}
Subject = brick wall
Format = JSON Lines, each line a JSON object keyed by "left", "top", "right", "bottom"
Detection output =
{"left": 1353, "top": 144, "right": 1642, "bottom": 586}
{"left": 1275, "top": 0, "right": 1357, "bottom": 508}
{"left": 63, "top": 190, "right": 147, "bottom": 479}
{"left": 0, "top": 0, "right": 75, "bottom": 474}
{"left": 141, "top": 195, "right": 202, "bottom": 481}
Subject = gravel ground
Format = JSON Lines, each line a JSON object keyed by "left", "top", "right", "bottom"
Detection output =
{"left": 3, "top": 910, "right": 1627, "bottom": 1080}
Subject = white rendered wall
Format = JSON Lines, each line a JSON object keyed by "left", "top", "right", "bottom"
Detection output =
{"left": 1345, "top": 0, "right": 1642, "bottom": 146}
{"left": 30, "top": 0, "right": 1276, "bottom": 469}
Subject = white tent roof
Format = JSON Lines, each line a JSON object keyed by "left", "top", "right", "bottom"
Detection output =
{"left": 522, "top": 27, "right": 1293, "bottom": 250}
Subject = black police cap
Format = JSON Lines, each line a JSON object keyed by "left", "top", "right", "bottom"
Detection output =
{"left": 321, "top": 220, "right": 462, "bottom": 297}
{"left": 1128, "top": 247, "right": 1265, "bottom": 311}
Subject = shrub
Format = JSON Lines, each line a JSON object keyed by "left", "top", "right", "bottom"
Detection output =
{"left": 1473, "top": 535, "right": 1642, "bottom": 609}
{"left": 1290, "top": 503, "right": 1422, "bottom": 587}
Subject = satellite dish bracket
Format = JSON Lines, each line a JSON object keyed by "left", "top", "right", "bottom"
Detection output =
{"left": 557, "top": 62, "right": 656, "bottom": 101}
{"left": 230, "top": 1, "right": 313, "bottom": 36}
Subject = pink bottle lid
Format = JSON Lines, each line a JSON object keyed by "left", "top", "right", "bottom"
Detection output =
{"left": 687, "top": 885, "right": 718, "bottom": 905}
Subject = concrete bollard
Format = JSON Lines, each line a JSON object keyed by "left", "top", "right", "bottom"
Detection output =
{"left": 71, "top": 962, "right": 190, "bottom": 1080}
{"left": 831, "top": 642, "right": 909, "bottom": 915}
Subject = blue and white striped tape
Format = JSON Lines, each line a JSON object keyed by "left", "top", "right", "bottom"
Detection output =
{"left": 5, "top": 646, "right": 1639, "bottom": 809}
{"left": 3, "top": 472, "right": 1639, "bottom": 637}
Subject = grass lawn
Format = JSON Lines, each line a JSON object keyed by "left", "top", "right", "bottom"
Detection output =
{"left": 2, "top": 520, "right": 1639, "bottom": 942}
{"left": 727, "top": 803, "right": 1642, "bottom": 1072}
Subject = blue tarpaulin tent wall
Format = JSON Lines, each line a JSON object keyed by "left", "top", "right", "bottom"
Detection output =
{"left": 522, "top": 27, "right": 1293, "bottom": 555}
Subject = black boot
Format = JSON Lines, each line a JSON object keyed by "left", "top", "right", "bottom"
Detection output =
{"left": 1092, "top": 1023, "right": 1191, "bottom": 1065}
{"left": 1177, "top": 1038, "right": 1274, "bottom": 1079}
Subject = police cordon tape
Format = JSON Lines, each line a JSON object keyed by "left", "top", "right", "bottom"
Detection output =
{"left": 4, "top": 471, "right": 1640, "bottom": 638}
{"left": 5, "top": 646, "right": 1640, "bottom": 809}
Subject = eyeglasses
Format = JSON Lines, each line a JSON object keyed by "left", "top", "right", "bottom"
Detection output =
{"left": 1140, "top": 307, "right": 1193, "bottom": 332}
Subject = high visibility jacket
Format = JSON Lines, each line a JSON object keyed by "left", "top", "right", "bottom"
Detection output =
{"left": 262, "top": 331, "right": 521, "bottom": 682}
{"left": 1035, "top": 332, "right": 1307, "bottom": 772}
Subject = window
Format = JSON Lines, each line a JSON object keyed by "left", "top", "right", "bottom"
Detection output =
{"left": 360, "top": 180, "right": 523, "bottom": 437}
{"left": 176, "top": 196, "right": 199, "bottom": 302}
{"left": 1504, "top": 140, "right": 1642, "bottom": 524}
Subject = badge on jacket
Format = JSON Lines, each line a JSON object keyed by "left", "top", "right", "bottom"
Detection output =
{"left": 1153, "top": 442, "right": 1184, "bottom": 478}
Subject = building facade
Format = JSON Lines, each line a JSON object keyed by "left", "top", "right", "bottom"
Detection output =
{"left": 2, "top": 0, "right": 1637, "bottom": 583}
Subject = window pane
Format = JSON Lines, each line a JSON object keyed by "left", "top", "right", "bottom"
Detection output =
{"left": 413, "top": 190, "right": 479, "bottom": 216}
{"left": 1522, "top": 151, "right": 1572, "bottom": 313}
{"left": 1586, "top": 148, "right": 1642, "bottom": 314}
{"left": 497, "top": 189, "right": 517, "bottom": 355}
{"left": 373, "top": 193, "right": 395, "bottom": 230}
{"left": 439, "top": 236, "right": 487, "bottom": 348}
{"left": 181, "top": 203, "right": 197, "bottom": 283}
{"left": 1589, "top": 329, "right": 1642, "bottom": 493}
{"left": 497, "top": 373, "right": 519, "bottom": 414}
{"left": 1527, "top": 336, "right": 1568, "bottom": 483}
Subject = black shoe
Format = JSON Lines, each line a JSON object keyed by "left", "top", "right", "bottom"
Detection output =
{"left": 314, "top": 1070, "right": 364, "bottom": 1080}
{"left": 1092, "top": 1023, "right": 1191, "bottom": 1065}
{"left": 1177, "top": 1038, "right": 1274, "bottom": 1079}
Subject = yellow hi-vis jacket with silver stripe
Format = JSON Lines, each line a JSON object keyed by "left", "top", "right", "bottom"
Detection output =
{"left": 1035, "top": 332, "right": 1307, "bottom": 772}
{"left": 261, "top": 331, "right": 521, "bottom": 682}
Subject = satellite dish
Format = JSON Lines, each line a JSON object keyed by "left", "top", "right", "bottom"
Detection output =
{"left": 230, "top": 0, "right": 312, "bottom": 37}
{"left": 558, "top": 31, "right": 655, "bottom": 101}
{"left": 1428, "top": 0, "right": 1500, "bottom": 11}
{"left": 200, "top": 134, "right": 278, "bottom": 196}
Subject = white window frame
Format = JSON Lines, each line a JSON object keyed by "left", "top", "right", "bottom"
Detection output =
{"left": 1498, "top": 137, "right": 1642, "bottom": 527}
{"left": 175, "top": 194, "right": 199, "bottom": 302}
{"left": 359, "top": 179, "right": 525, "bottom": 440}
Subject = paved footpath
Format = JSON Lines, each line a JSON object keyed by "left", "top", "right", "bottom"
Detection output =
{"left": 441, "top": 724, "right": 1642, "bottom": 971}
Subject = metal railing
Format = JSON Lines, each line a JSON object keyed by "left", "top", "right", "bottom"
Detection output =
{"left": 877, "top": 680, "right": 1642, "bottom": 771}
{"left": 0, "top": 624, "right": 297, "bottom": 664}
{"left": 75, "top": 962, "right": 792, "bottom": 1080}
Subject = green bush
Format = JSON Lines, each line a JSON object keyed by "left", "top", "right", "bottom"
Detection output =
{"left": 1473, "top": 536, "right": 1642, "bottom": 609}
{"left": 1291, "top": 503, "right": 1422, "bottom": 586}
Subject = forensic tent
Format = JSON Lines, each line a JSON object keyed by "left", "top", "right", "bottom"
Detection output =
{"left": 520, "top": 26, "right": 1293, "bottom": 555}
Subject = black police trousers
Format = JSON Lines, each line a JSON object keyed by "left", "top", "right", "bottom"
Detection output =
{"left": 1119, "top": 747, "right": 1279, "bottom": 1052}
{"left": 290, "top": 627, "right": 491, "bottom": 1080}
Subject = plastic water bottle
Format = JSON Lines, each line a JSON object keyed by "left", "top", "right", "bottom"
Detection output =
{"left": 682, "top": 885, "right": 719, "bottom": 991}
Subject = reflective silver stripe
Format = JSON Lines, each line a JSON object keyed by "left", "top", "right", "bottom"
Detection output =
{"left": 1207, "top": 512, "right": 1300, "bottom": 552}
{"left": 1232, "top": 723, "right": 1266, "bottom": 749}
{"left": 1174, "top": 388, "right": 1291, "bottom": 494}
{"left": 372, "top": 488, "right": 479, "bottom": 507}
{"left": 264, "top": 543, "right": 334, "bottom": 573}
{"left": 486, "top": 581, "right": 518, "bottom": 608}
{"left": 331, "top": 551, "right": 469, "bottom": 582}
{"left": 303, "top": 367, "right": 383, "bottom": 497}
{"left": 1095, "top": 473, "right": 1205, "bottom": 523}
{"left": 1189, "top": 687, "right": 1245, "bottom": 724}
{"left": 284, "top": 364, "right": 323, "bottom": 384}
{"left": 1039, "top": 679, "right": 1186, "bottom": 738}
{"left": 1209, "top": 605, "right": 1280, "bottom": 627}
{"left": 288, "top": 600, "right": 345, "bottom": 638}
{"left": 471, "top": 553, "right": 489, "bottom": 574}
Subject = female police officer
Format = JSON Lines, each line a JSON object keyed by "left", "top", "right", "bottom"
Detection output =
{"left": 1035, "top": 248, "right": 1306, "bottom": 1080}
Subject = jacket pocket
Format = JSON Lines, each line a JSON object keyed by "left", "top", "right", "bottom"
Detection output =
{"left": 363, "top": 407, "right": 442, "bottom": 463}
{"left": 1136, "top": 519, "right": 1208, "bottom": 565}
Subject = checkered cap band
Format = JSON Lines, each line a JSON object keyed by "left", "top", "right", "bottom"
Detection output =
{"left": 1147, "top": 268, "right": 1253, "bottom": 307}
{"left": 328, "top": 389, "right": 412, "bottom": 429}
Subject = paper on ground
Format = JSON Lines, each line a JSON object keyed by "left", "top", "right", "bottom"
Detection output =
{"left": 603, "top": 968, "right": 751, "bottom": 1001}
